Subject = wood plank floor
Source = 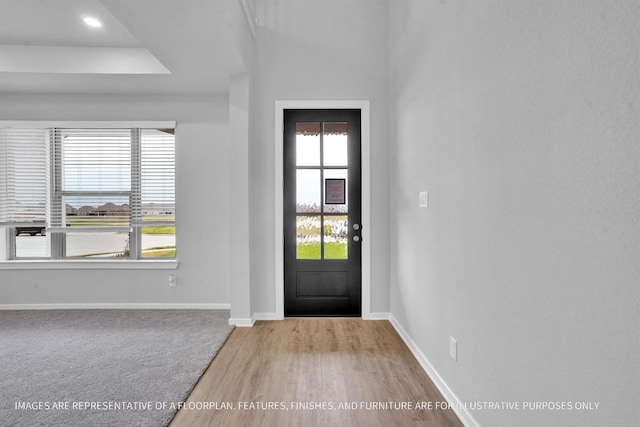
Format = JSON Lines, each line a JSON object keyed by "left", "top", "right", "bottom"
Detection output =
{"left": 170, "top": 319, "right": 463, "bottom": 427}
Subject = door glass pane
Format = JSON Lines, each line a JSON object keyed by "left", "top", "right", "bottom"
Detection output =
{"left": 296, "top": 215, "right": 321, "bottom": 259}
{"left": 296, "top": 122, "right": 320, "bottom": 166}
{"left": 296, "top": 169, "right": 321, "bottom": 212}
{"left": 324, "top": 215, "right": 348, "bottom": 259}
{"left": 323, "top": 122, "right": 348, "bottom": 166}
{"left": 324, "top": 169, "right": 348, "bottom": 213}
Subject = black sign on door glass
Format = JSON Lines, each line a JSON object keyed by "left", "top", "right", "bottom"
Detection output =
{"left": 325, "top": 178, "right": 346, "bottom": 204}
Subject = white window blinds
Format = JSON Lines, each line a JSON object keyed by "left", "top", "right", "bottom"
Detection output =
{"left": 0, "top": 127, "right": 49, "bottom": 226}
{"left": 52, "top": 128, "right": 133, "bottom": 231}
{"left": 133, "top": 129, "right": 176, "bottom": 227}
{"left": 0, "top": 126, "right": 175, "bottom": 232}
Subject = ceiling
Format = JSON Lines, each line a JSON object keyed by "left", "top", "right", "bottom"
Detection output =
{"left": 0, "top": 0, "right": 249, "bottom": 95}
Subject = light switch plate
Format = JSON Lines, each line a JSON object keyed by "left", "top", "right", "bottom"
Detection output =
{"left": 419, "top": 191, "right": 428, "bottom": 208}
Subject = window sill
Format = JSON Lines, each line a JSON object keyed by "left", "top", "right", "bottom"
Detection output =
{"left": 0, "top": 259, "right": 179, "bottom": 270}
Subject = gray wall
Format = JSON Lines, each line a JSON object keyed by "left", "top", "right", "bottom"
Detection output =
{"left": 0, "top": 94, "right": 232, "bottom": 307}
{"left": 249, "top": 0, "right": 391, "bottom": 315}
{"left": 388, "top": 1, "right": 639, "bottom": 426}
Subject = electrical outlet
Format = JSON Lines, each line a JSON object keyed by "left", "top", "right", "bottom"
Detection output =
{"left": 419, "top": 191, "right": 429, "bottom": 208}
{"left": 168, "top": 274, "right": 177, "bottom": 287}
{"left": 449, "top": 336, "right": 457, "bottom": 361}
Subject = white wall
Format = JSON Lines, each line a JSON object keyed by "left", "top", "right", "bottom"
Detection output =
{"left": 250, "top": 0, "right": 390, "bottom": 315}
{"left": 388, "top": 1, "right": 639, "bottom": 426}
{"left": 229, "top": 74, "right": 253, "bottom": 323}
{"left": 0, "top": 94, "right": 231, "bottom": 307}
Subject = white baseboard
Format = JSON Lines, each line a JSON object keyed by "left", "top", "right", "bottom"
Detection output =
{"left": 0, "top": 303, "right": 230, "bottom": 310}
{"left": 229, "top": 317, "right": 255, "bottom": 327}
{"left": 363, "top": 312, "right": 390, "bottom": 320}
{"left": 388, "top": 314, "right": 481, "bottom": 427}
{"left": 253, "top": 312, "right": 283, "bottom": 321}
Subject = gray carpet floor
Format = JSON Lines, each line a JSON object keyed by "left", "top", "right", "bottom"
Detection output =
{"left": 0, "top": 309, "right": 234, "bottom": 427}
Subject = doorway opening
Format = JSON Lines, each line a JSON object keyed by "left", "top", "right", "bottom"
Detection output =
{"left": 283, "top": 109, "right": 361, "bottom": 316}
{"left": 274, "top": 100, "right": 371, "bottom": 318}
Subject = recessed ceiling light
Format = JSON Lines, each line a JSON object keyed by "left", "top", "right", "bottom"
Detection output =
{"left": 83, "top": 17, "right": 103, "bottom": 28}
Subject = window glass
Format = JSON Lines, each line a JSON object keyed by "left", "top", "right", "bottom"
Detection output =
{"left": 296, "top": 169, "right": 321, "bottom": 213}
{"left": 296, "top": 215, "right": 321, "bottom": 259}
{"left": 1, "top": 126, "right": 176, "bottom": 260}
{"left": 141, "top": 233, "right": 176, "bottom": 258}
{"left": 296, "top": 122, "right": 320, "bottom": 166}
{"left": 14, "top": 230, "right": 49, "bottom": 258}
{"left": 139, "top": 129, "right": 176, "bottom": 258}
{"left": 323, "top": 215, "right": 348, "bottom": 259}
{"left": 323, "top": 169, "right": 348, "bottom": 213}
{"left": 65, "top": 232, "right": 130, "bottom": 258}
{"left": 323, "top": 122, "right": 348, "bottom": 166}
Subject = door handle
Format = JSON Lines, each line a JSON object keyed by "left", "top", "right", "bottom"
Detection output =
{"left": 353, "top": 235, "right": 361, "bottom": 242}
{"left": 353, "top": 223, "right": 361, "bottom": 230}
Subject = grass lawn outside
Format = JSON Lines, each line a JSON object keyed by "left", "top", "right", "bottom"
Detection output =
{"left": 297, "top": 242, "right": 347, "bottom": 259}
{"left": 142, "top": 249, "right": 176, "bottom": 258}
{"left": 141, "top": 225, "right": 175, "bottom": 235}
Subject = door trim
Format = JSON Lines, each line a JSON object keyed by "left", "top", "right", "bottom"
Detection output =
{"left": 275, "top": 100, "right": 371, "bottom": 319}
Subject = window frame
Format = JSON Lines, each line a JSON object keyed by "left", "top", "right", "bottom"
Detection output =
{"left": 0, "top": 121, "right": 177, "bottom": 268}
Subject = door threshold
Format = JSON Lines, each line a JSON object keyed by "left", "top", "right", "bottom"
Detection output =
{"left": 284, "top": 316, "right": 362, "bottom": 319}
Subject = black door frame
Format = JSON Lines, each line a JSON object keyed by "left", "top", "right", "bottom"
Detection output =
{"left": 274, "top": 101, "right": 371, "bottom": 319}
{"left": 283, "top": 109, "right": 361, "bottom": 316}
